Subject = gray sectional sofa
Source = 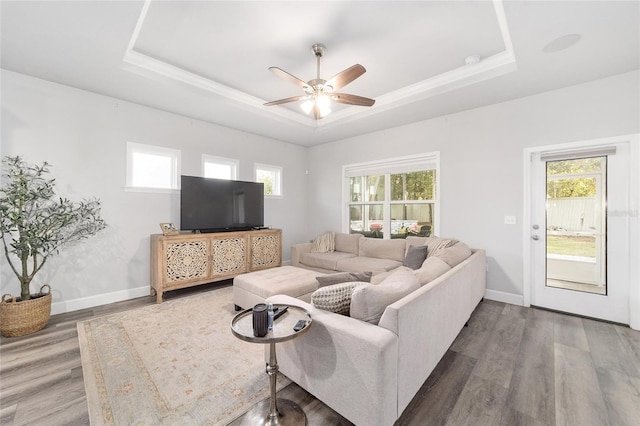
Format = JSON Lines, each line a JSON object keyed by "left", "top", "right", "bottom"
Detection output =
{"left": 268, "top": 232, "right": 486, "bottom": 426}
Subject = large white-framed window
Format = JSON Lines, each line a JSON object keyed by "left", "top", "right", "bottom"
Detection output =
{"left": 344, "top": 152, "right": 439, "bottom": 239}
{"left": 255, "top": 163, "right": 282, "bottom": 197}
{"left": 126, "top": 142, "right": 180, "bottom": 192}
{"left": 202, "top": 155, "right": 238, "bottom": 180}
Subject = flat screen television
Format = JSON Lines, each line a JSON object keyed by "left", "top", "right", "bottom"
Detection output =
{"left": 180, "top": 176, "right": 264, "bottom": 233}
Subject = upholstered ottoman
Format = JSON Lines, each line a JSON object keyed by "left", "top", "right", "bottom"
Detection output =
{"left": 233, "top": 266, "right": 324, "bottom": 310}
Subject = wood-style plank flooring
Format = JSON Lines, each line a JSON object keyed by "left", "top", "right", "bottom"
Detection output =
{"left": 1, "top": 282, "right": 639, "bottom": 426}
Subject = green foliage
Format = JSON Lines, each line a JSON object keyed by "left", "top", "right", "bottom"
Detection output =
{"left": 391, "top": 171, "right": 435, "bottom": 200}
{"left": 0, "top": 156, "right": 107, "bottom": 300}
{"left": 257, "top": 171, "right": 273, "bottom": 195}
{"left": 546, "top": 235, "right": 595, "bottom": 258}
{"left": 546, "top": 157, "right": 603, "bottom": 198}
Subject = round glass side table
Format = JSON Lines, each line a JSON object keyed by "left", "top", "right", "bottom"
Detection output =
{"left": 230, "top": 304, "right": 312, "bottom": 426}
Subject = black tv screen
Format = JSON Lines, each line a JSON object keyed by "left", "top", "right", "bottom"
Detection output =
{"left": 180, "top": 176, "right": 264, "bottom": 232}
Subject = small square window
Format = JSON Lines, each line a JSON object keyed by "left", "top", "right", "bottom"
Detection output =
{"left": 202, "top": 155, "right": 239, "bottom": 180}
{"left": 126, "top": 142, "right": 180, "bottom": 191}
{"left": 255, "top": 163, "right": 282, "bottom": 196}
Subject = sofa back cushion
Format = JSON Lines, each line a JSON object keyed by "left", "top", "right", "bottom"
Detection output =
{"left": 350, "top": 269, "right": 420, "bottom": 324}
{"left": 414, "top": 256, "right": 452, "bottom": 286}
{"left": 358, "top": 237, "right": 407, "bottom": 262}
{"left": 334, "top": 233, "right": 363, "bottom": 255}
{"left": 433, "top": 242, "right": 472, "bottom": 268}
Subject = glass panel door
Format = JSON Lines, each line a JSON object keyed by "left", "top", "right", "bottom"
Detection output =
{"left": 529, "top": 142, "right": 631, "bottom": 325}
{"left": 545, "top": 157, "right": 606, "bottom": 294}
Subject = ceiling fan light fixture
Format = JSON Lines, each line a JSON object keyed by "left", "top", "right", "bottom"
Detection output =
{"left": 317, "top": 94, "right": 331, "bottom": 117}
{"left": 300, "top": 99, "right": 314, "bottom": 114}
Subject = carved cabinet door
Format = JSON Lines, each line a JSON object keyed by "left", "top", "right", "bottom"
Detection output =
{"left": 210, "top": 234, "right": 248, "bottom": 278}
{"left": 249, "top": 231, "right": 282, "bottom": 271}
{"left": 164, "top": 238, "right": 211, "bottom": 284}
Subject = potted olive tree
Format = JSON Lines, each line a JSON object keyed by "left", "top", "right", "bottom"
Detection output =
{"left": 0, "top": 156, "right": 107, "bottom": 337}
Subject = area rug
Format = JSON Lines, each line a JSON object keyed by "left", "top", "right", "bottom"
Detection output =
{"left": 77, "top": 286, "right": 290, "bottom": 425}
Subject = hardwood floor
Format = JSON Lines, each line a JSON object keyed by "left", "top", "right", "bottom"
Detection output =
{"left": 1, "top": 282, "right": 639, "bottom": 426}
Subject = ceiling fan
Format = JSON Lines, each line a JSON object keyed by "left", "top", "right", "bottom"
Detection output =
{"left": 264, "top": 44, "right": 375, "bottom": 120}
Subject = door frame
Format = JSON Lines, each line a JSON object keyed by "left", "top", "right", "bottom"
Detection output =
{"left": 523, "top": 134, "right": 640, "bottom": 330}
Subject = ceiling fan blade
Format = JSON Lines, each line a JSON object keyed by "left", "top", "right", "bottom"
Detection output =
{"left": 325, "top": 64, "right": 366, "bottom": 91}
{"left": 332, "top": 93, "right": 376, "bottom": 107}
{"left": 269, "top": 67, "right": 310, "bottom": 90}
{"left": 263, "top": 95, "right": 304, "bottom": 107}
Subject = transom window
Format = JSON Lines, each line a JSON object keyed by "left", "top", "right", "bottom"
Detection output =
{"left": 345, "top": 153, "right": 439, "bottom": 239}
{"left": 202, "top": 155, "right": 238, "bottom": 180}
{"left": 126, "top": 142, "right": 180, "bottom": 191}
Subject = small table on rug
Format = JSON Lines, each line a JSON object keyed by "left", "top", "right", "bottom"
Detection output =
{"left": 230, "top": 304, "right": 312, "bottom": 426}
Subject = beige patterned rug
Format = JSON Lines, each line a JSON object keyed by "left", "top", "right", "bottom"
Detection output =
{"left": 77, "top": 286, "right": 290, "bottom": 425}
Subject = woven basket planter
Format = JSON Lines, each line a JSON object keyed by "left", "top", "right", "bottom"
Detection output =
{"left": 0, "top": 285, "right": 52, "bottom": 337}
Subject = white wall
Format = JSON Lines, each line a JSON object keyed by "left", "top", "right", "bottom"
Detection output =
{"left": 2, "top": 69, "right": 638, "bottom": 313}
{"left": 306, "top": 70, "right": 640, "bottom": 302}
{"left": 0, "top": 70, "right": 309, "bottom": 314}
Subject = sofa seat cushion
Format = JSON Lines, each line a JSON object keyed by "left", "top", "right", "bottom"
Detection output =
{"left": 300, "top": 251, "right": 357, "bottom": 270}
{"left": 358, "top": 237, "right": 407, "bottom": 262}
{"left": 350, "top": 269, "right": 420, "bottom": 324}
{"left": 336, "top": 256, "right": 403, "bottom": 273}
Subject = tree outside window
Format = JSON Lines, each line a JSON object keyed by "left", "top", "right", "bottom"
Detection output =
{"left": 255, "top": 164, "right": 282, "bottom": 196}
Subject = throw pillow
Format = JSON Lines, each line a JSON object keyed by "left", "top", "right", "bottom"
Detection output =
{"left": 424, "top": 236, "right": 458, "bottom": 258}
{"left": 311, "top": 232, "right": 335, "bottom": 253}
{"left": 403, "top": 245, "right": 428, "bottom": 269}
{"left": 311, "top": 281, "right": 369, "bottom": 315}
{"left": 350, "top": 269, "right": 420, "bottom": 324}
{"left": 316, "top": 271, "right": 373, "bottom": 288}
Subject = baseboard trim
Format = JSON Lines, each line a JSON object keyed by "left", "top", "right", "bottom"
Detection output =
{"left": 51, "top": 286, "right": 150, "bottom": 315}
{"left": 484, "top": 289, "right": 523, "bottom": 306}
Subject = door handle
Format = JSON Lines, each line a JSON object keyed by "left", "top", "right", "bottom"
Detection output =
{"left": 532, "top": 235, "right": 539, "bottom": 240}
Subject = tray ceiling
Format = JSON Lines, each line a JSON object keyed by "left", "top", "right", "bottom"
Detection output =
{"left": 1, "top": 1, "right": 638, "bottom": 146}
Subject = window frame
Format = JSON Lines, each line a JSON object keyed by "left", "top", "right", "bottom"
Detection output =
{"left": 202, "top": 154, "right": 239, "bottom": 180}
{"left": 343, "top": 152, "right": 440, "bottom": 238}
{"left": 255, "top": 163, "right": 283, "bottom": 198}
{"left": 125, "top": 142, "right": 181, "bottom": 193}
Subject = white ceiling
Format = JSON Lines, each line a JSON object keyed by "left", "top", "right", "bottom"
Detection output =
{"left": 2, "top": 1, "right": 638, "bottom": 146}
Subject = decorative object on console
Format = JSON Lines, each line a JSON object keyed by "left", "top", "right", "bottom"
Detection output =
{"left": 160, "top": 222, "right": 179, "bottom": 236}
{"left": 264, "top": 43, "right": 375, "bottom": 120}
{"left": 0, "top": 156, "right": 106, "bottom": 337}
